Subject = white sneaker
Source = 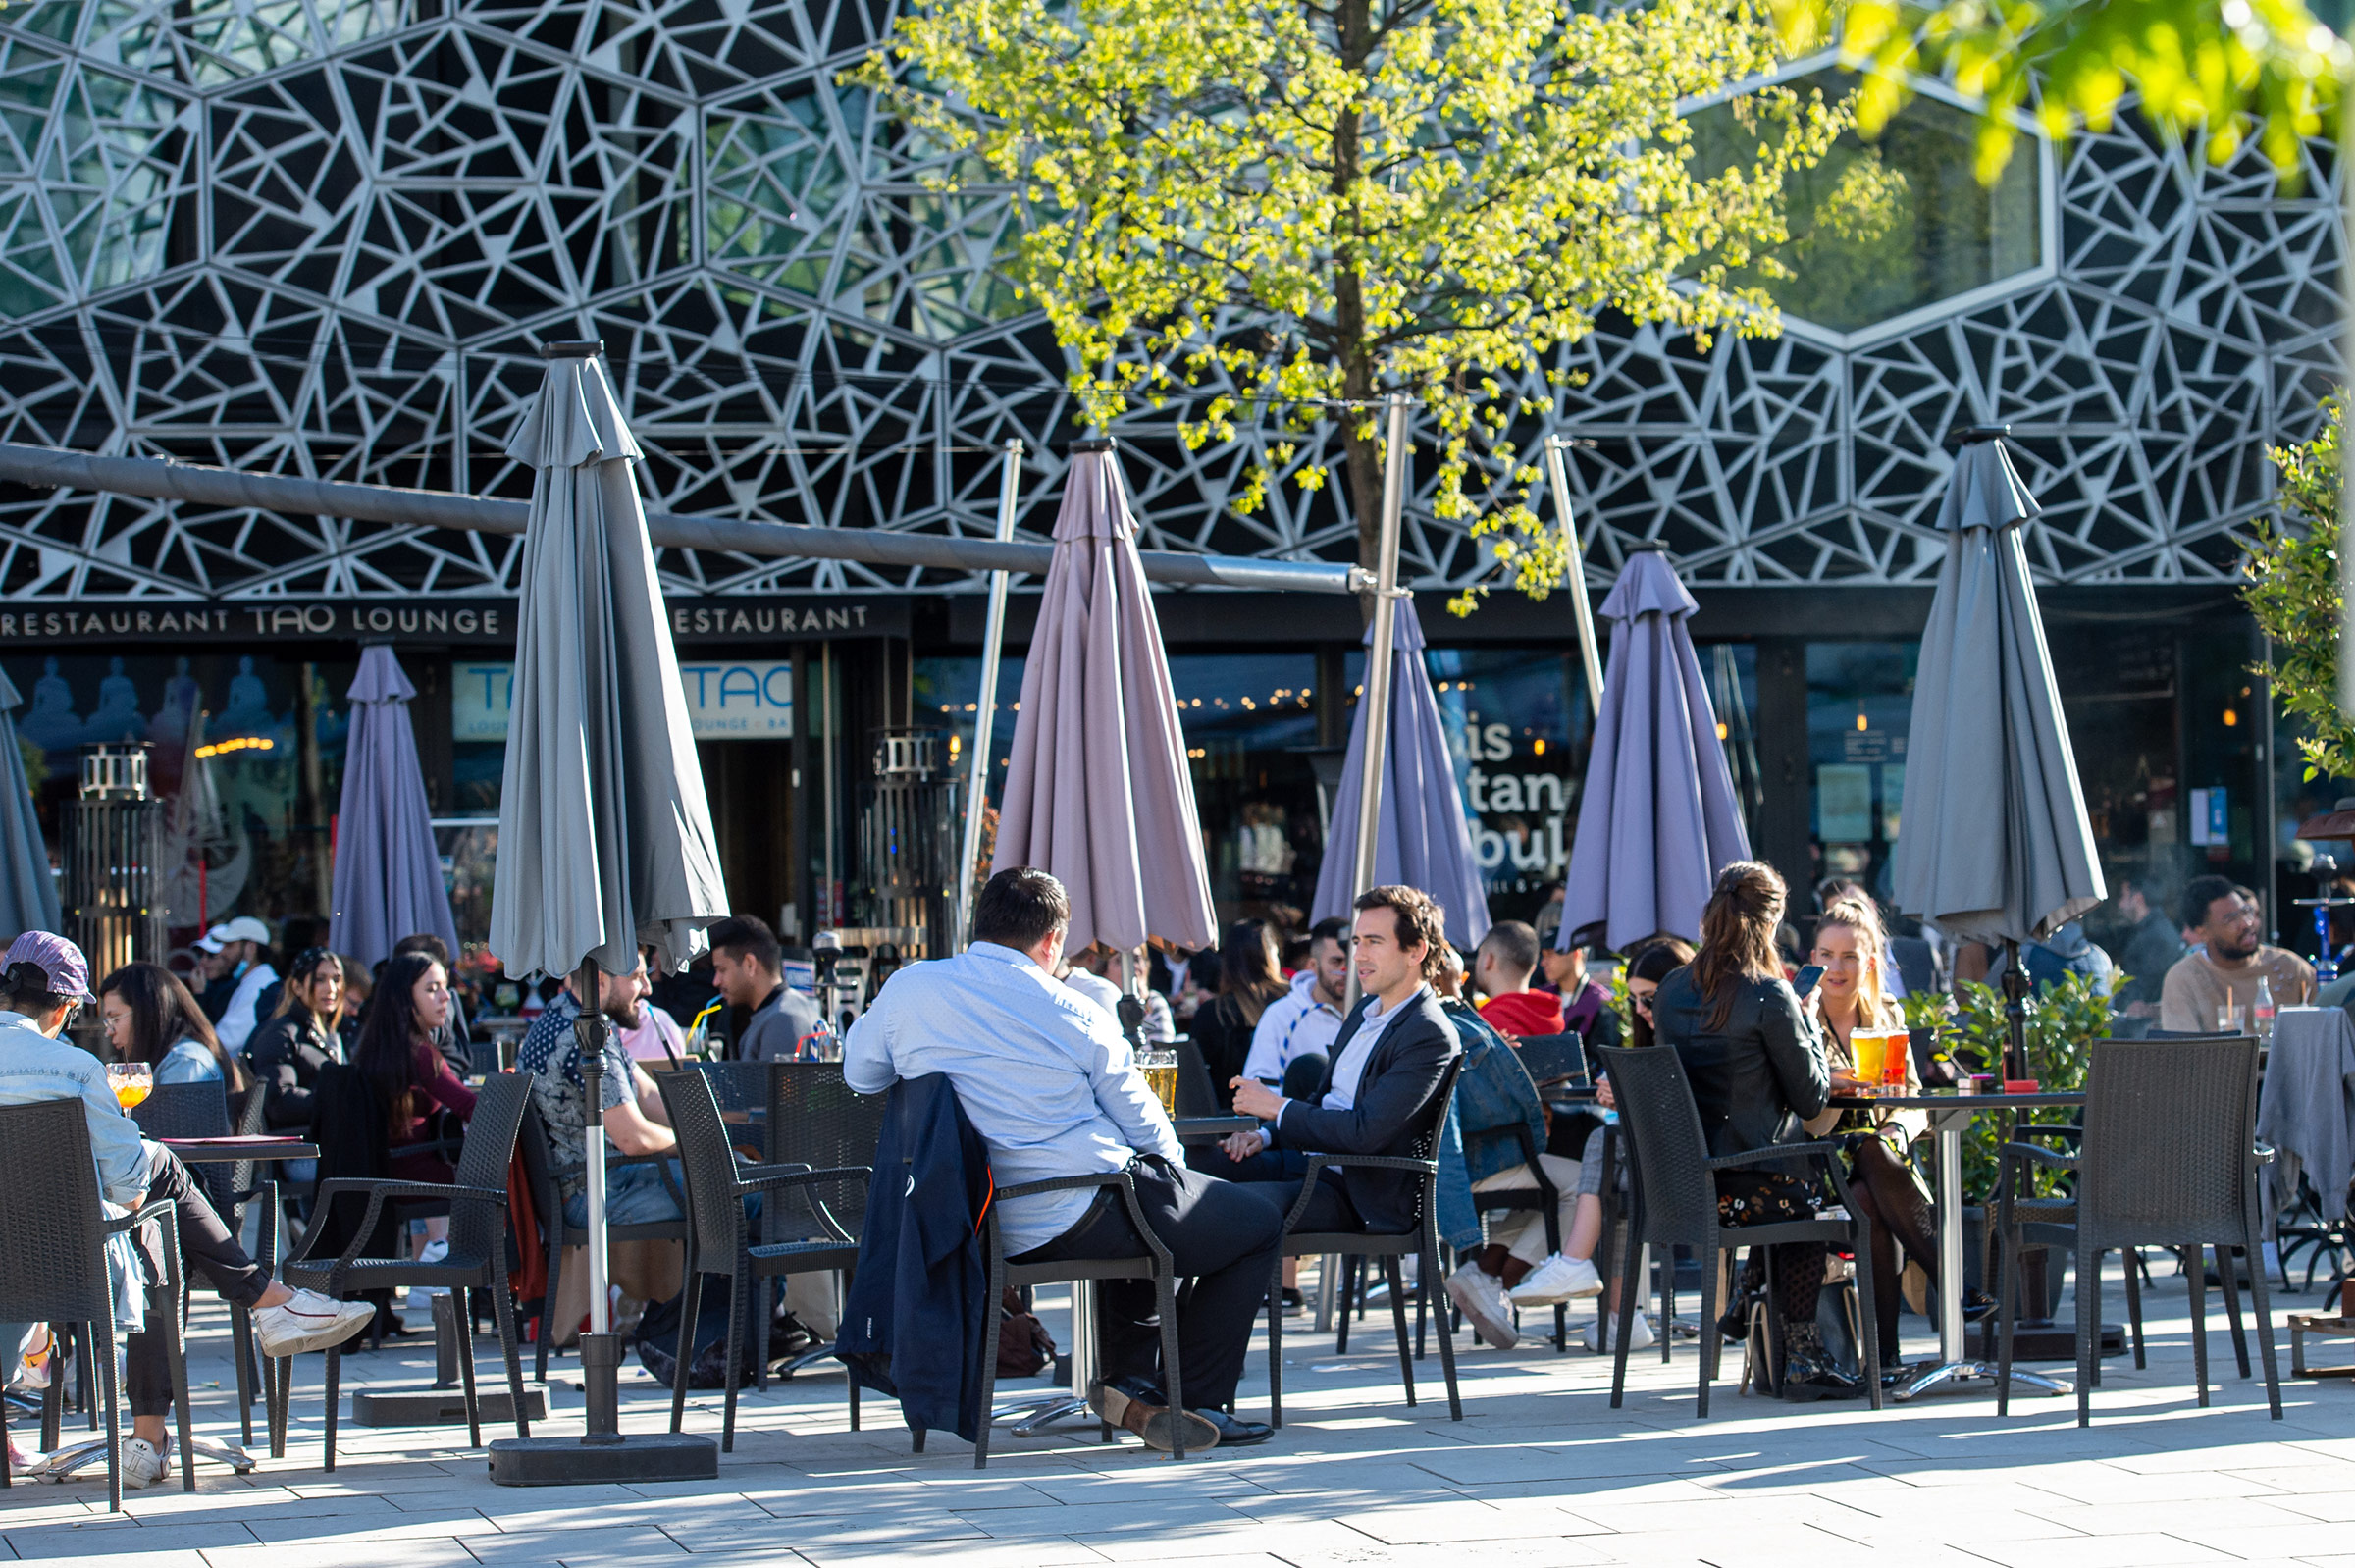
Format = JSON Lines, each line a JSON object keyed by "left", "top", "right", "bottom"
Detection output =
{"left": 1444, "top": 1262, "right": 1519, "bottom": 1350}
{"left": 1582, "top": 1310, "right": 1656, "bottom": 1353}
{"left": 1509, "top": 1253, "right": 1603, "bottom": 1305}
{"left": 252, "top": 1288, "right": 377, "bottom": 1356}
{"left": 120, "top": 1435, "right": 170, "bottom": 1490}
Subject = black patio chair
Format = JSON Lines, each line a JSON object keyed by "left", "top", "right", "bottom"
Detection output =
{"left": 518, "top": 1099, "right": 687, "bottom": 1384}
{"left": 1465, "top": 1043, "right": 1572, "bottom": 1353}
{"left": 1174, "top": 1037, "right": 1223, "bottom": 1118}
{"left": 1594, "top": 1043, "right": 1883, "bottom": 1418}
{"left": 760, "top": 1061, "right": 885, "bottom": 1383}
{"left": 658, "top": 1070, "right": 867, "bottom": 1451}
{"left": 1266, "top": 1055, "right": 1465, "bottom": 1427}
{"left": 279, "top": 1071, "right": 536, "bottom": 1470}
{"left": 0, "top": 1098, "right": 191, "bottom": 1510}
{"left": 1512, "top": 1032, "right": 1589, "bottom": 1091}
{"left": 1996, "top": 1033, "right": 2282, "bottom": 1425}
{"left": 132, "top": 1080, "right": 283, "bottom": 1452}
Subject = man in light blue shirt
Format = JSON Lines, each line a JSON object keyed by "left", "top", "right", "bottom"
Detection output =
{"left": 847, "top": 867, "right": 1282, "bottom": 1452}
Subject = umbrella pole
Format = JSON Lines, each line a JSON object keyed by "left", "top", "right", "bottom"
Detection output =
{"left": 2002, "top": 937, "right": 2028, "bottom": 1084}
{"left": 956, "top": 439, "right": 1024, "bottom": 948}
{"left": 1345, "top": 393, "right": 1410, "bottom": 1010}
{"left": 1544, "top": 435, "right": 1604, "bottom": 718}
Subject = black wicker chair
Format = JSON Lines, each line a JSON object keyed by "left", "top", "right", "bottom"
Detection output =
{"left": 1266, "top": 1055, "right": 1465, "bottom": 1427}
{"left": 657, "top": 1070, "right": 867, "bottom": 1451}
{"left": 131, "top": 1080, "right": 283, "bottom": 1452}
{"left": 1594, "top": 1043, "right": 1882, "bottom": 1418}
{"left": 1464, "top": 1042, "right": 1573, "bottom": 1354}
{"left": 760, "top": 1062, "right": 885, "bottom": 1383}
{"left": 517, "top": 1099, "right": 688, "bottom": 1384}
{"left": 0, "top": 1098, "right": 191, "bottom": 1510}
{"left": 1174, "top": 1037, "right": 1223, "bottom": 1118}
{"left": 1511, "top": 1032, "right": 1589, "bottom": 1091}
{"left": 1996, "top": 1034, "right": 2282, "bottom": 1425}
{"left": 279, "top": 1071, "right": 535, "bottom": 1470}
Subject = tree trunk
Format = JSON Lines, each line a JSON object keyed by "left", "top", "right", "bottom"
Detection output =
{"left": 1333, "top": 0, "right": 1380, "bottom": 619}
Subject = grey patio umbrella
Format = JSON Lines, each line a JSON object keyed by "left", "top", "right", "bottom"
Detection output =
{"left": 329, "top": 646, "right": 457, "bottom": 968}
{"left": 488, "top": 346, "right": 728, "bottom": 984}
{"left": 0, "top": 668, "right": 60, "bottom": 939}
{"left": 485, "top": 342, "right": 727, "bottom": 1483}
{"left": 1311, "top": 597, "right": 1489, "bottom": 950}
{"left": 1558, "top": 544, "right": 1751, "bottom": 953}
{"left": 992, "top": 440, "right": 1217, "bottom": 957}
{"left": 1893, "top": 434, "right": 2103, "bottom": 1071}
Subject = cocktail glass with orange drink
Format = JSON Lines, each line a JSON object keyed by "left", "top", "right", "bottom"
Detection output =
{"left": 107, "top": 1061, "right": 152, "bottom": 1112}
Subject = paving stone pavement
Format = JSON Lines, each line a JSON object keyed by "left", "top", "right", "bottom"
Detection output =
{"left": 3, "top": 1258, "right": 2349, "bottom": 1567}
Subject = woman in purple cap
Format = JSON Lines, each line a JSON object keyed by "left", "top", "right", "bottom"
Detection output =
{"left": 0, "top": 931, "right": 375, "bottom": 1488}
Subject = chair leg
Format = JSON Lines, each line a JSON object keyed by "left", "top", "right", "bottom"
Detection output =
{"left": 2246, "top": 1223, "right": 2284, "bottom": 1420}
{"left": 2122, "top": 1246, "right": 2148, "bottom": 1370}
{"left": 229, "top": 1304, "right": 255, "bottom": 1447}
{"left": 669, "top": 1259, "right": 704, "bottom": 1435}
{"left": 2187, "top": 1244, "right": 2210, "bottom": 1409}
{"left": 95, "top": 1321, "right": 121, "bottom": 1515}
{"left": 269, "top": 1345, "right": 292, "bottom": 1460}
{"left": 721, "top": 1265, "right": 748, "bottom": 1454}
{"left": 973, "top": 1249, "right": 1006, "bottom": 1470}
{"left": 1659, "top": 1245, "right": 1675, "bottom": 1366}
{"left": 492, "top": 1264, "right": 530, "bottom": 1439}
{"left": 323, "top": 1338, "right": 342, "bottom": 1472}
{"left": 1852, "top": 1215, "right": 1883, "bottom": 1414}
{"left": 1696, "top": 1241, "right": 1718, "bottom": 1417}
{"left": 2217, "top": 1245, "right": 2251, "bottom": 1380}
{"left": 1335, "top": 1257, "right": 1355, "bottom": 1354}
{"left": 452, "top": 1285, "right": 482, "bottom": 1449}
{"left": 1612, "top": 1253, "right": 1640, "bottom": 1413}
{"left": 1159, "top": 1266, "right": 1186, "bottom": 1463}
{"left": 1418, "top": 1227, "right": 1460, "bottom": 1421}
{"left": 163, "top": 1277, "right": 195, "bottom": 1493}
{"left": 2075, "top": 1232, "right": 2098, "bottom": 1429}
{"left": 39, "top": 1326, "right": 62, "bottom": 1452}
{"left": 1267, "top": 1253, "right": 1287, "bottom": 1430}
{"left": 536, "top": 1232, "right": 562, "bottom": 1384}
{"left": 755, "top": 1276, "right": 773, "bottom": 1391}
{"left": 1382, "top": 1257, "right": 1415, "bottom": 1408}
{"left": 1997, "top": 1223, "right": 2018, "bottom": 1417}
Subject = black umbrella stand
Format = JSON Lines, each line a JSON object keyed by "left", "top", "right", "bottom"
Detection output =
{"left": 490, "top": 960, "right": 717, "bottom": 1485}
{"left": 2001, "top": 938, "right": 2029, "bottom": 1084}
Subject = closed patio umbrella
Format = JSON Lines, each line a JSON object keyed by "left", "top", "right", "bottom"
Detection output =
{"left": 1558, "top": 544, "right": 1751, "bottom": 953}
{"left": 486, "top": 341, "right": 726, "bottom": 1484}
{"left": 1892, "top": 431, "right": 2104, "bottom": 1074}
{"left": 992, "top": 440, "right": 1216, "bottom": 957}
{"left": 1311, "top": 597, "right": 1489, "bottom": 950}
{"left": 0, "top": 668, "right": 60, "bottom": 939}
{"left": 328, "top": 646, "right": 456, "bottom": 968}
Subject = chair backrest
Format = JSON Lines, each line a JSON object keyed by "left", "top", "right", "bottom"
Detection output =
{"left": 131, "top": 1080, "right": 233, "bottom": 1140}
{"left": 516, "top": 1097, "right": 563, "bottom": 1228}
{"left": 445, "top": 1071, "right": 533, "bottom": 1261}
{"left": 1173, "top": 1037, "right": 1221, "bottom": 1118}
{"left": 766, "top": 1062, "right": 883, "bottom": 1238}
{"left": 2077, "top": 1034, "right": 2259, "bottom": 1247}
{"left": 692, "top": 1060, "right": 768, "bottom": 1114}
{"left": 1514, "top": 1032, "right": 1589, "bottom": 1089}
{"left": 657, "top": 1069, "right": 752, "bottom": 1263}
{"left": 1594, "top": 1043, "right": 1721, "bottom": 1248}
{"left": 1373, "top": 1053, "right": 1466, "bottom": 1229}
{"left": 0, "top": 1099, "right": 119, "bottom": 1324}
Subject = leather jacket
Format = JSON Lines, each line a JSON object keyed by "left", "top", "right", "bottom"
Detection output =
{"left": 1650, "top": 966, "right": 1829, "bottom": 1176}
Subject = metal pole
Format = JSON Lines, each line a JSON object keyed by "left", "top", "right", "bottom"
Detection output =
{"left": 1544, "top": 435, "right": 1605, "bottom": 718}
{"left": 2341, "top": 105, "right": 2355, "bottom": 726}
{"left": 957, "top": 440, "right": 1023, "bottom": 946}
{"left": 821, "top": 643, "right": 836, "bottom": 930}
{"left": 573, "top": 957, "right": 621, "bottom": 1443}
{"left": 1345, "top": 394, "right": 1410, "bottom": 1011}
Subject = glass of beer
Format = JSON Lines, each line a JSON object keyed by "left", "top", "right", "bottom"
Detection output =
{"left": 1850, "top": 1029, "right": 1886, "bottom": 1091}
{"left": 1138, "top": 1051, "right": 1179, "bottom": 1115}
{"left": 1880, "top": 1027, "right": 1910, "bottom": 1090}
{"left": 107, "top": 1061, "right": 153, "bottom": 1112}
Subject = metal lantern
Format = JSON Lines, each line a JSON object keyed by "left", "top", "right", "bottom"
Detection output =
{"left": 855, "top": 726, "right": 960, "bottom": 962}
{"left": 66, "top": 743, "right": 166, "bottom": 983}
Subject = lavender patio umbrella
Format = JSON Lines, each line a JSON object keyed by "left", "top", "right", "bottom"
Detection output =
{"left": 992, "top": 440, "right": 1216, "bottom": 955}
{"left": 1892, "top": 433, "right": 2103, "bottom": 1072}
{"left": 328, "top": 646, "right": 457, "bottom": 968}
{"left": 1559, "top": 544, "right": 1751, "bottom": 953}
{"left": 1312, "top": 598, "right": 1489, "bottom": 950}
{"left": 0, "top": 668, "right": 60, "bottom": 939}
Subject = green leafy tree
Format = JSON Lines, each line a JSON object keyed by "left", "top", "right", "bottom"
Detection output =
{"left": 1764, "top": 0, "right": 2347, "bottom": 181}
{"left": 1946, "top": 971, "right": 2120, "bottom": 1194}
{"left": 2243, "top": 397, "right": 2354, "bottom": 780}
{"left": 859, "top": 0, "right": 1848, "bottom": 600}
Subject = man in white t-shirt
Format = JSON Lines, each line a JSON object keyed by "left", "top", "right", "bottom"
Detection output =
{"left": 201, "top": 915, "right": 278, "bottom": 1054}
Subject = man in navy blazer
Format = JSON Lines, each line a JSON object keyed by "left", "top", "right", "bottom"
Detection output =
{"left": 1223, "top": 886, "right": 1461, "bottom": 1236}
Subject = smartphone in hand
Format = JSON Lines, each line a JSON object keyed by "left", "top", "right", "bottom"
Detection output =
{"left": 1792, "top": 963, "right": 1826, "bottom": 1000}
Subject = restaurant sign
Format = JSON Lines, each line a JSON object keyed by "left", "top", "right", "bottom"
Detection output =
{"left": 2, "top": 595, "right": 910, "bottom": 647}
{"left": 454, "top": 659, "right": 794, "bottom": 743}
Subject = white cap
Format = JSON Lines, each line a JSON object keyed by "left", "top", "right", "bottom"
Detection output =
{"left": 196, "top": 915, "right": 272, "bottom": 952}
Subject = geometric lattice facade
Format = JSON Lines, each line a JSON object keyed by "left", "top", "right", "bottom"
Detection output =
{"left": 0, "top": 0, "right": 2339, "bottom": 602}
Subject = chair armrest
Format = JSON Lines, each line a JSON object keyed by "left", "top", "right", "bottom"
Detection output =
{"left": 1289, "top": 1152, "right": 1439, "bottom": 1175}
{"left": 1510, "top": 1124, "right": 1558, "bottom": 1202}
{"left": 101, "top": 1195, "right": 173, "bottom": 1235}
{"left": 2013, "top": 1124, "right": 2081, "bottom": 1141}
{"left": 1702, "top": 1140, "right": 1840, "bottom": 1171}
{"left": 995, "top": 1170, "right": 1135, "bottom": 1202}
{"left": 2255, "top": 1141, "right": 2277, "bottom": 1167}
{"left": 734, "top": 1163, "right": 871, "bottom": 1196}
{"left": 2001, "top": 1142, "right": 2077, "bottom": 1170}
{"left": 306, "top": 1180, "right": 508, "bottom": 1279}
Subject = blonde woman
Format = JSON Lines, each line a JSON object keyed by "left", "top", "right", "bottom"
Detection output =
{"left": 1805, "top": 897, "right": 1991, "bottom": 1384}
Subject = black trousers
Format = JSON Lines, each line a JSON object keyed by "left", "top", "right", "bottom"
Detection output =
{"left": 1010, "top": 1158, "right": 1282, "bottom": 1411}
{"left": 128, "top": 1146, "right": 272, "bottom": 1417}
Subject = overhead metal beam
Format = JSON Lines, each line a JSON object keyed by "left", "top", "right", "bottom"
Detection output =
{"left": 0, "top": 441, "right": 1369, "bottom": 598}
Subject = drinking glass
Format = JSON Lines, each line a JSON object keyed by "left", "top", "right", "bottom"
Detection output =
{"left": 2217, "top": 1002, "right": 2248, "bottom": 1034}
{"left": 1138, "top": 1051, "right": 1179, "bottom": 1115}
{"left": 107, "top": 1061, "right": 153, "bottom": 1112}
{"left": 1883, "top": 1029, "right": 1910, "bottom": 1090}
{"left": 1850, "top": 1029, "right": 1886, "bottom": 1088}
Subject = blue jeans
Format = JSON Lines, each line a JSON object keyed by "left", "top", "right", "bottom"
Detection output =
{"left": 563, "top": 1159, "right": 687, "bottom": 1230}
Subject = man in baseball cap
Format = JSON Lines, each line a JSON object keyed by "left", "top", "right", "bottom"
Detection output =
{"left": 192, "top": 915, "right": 277, "bottom": 1053}
{"left": 0, "top": 932, "right": 372, "bottom": 1487}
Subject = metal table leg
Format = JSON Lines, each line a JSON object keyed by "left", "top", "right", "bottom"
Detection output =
{"left": 1896, "top": 1115, "right": 2070, "bottom": 1401}
{"left": 994, "top": 1281, "right": 1100, "bottom": 1435}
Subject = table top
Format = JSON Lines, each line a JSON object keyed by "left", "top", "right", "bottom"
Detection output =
{"left": 1829, "top": 1091, "right": 2084, "bottom": 1111}
{"left": 161, "top": 1135, "right": 319, "bottom": 1162}
{"left": 1171, "top": 1115, "right": 1254, "bottom": 1140}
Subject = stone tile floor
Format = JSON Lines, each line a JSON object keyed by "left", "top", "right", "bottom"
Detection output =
{"left": 2, "top": 1258, "right": 2348, "bottom": 1567}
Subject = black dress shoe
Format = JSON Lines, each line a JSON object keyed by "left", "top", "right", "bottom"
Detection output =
{"left": 1779, "top": 1345, "right": 1864, "bottom": 1402}
{"left": 1282, "top": 1287, "right": 1306, "bottom": 1314}
{"left": 1192, "top": 1408, "right": 1274, "bottom": 1446}
{"left": 1960, "top": 1287, "right": 1999, "bottom": 1324}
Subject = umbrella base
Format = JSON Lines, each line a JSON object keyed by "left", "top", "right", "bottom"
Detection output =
{"left": 488, "top": 1432, "right": 717, "bottom": 1486}
{"left": 354, "top": 1385, "right": 548, "bottom": 1427}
